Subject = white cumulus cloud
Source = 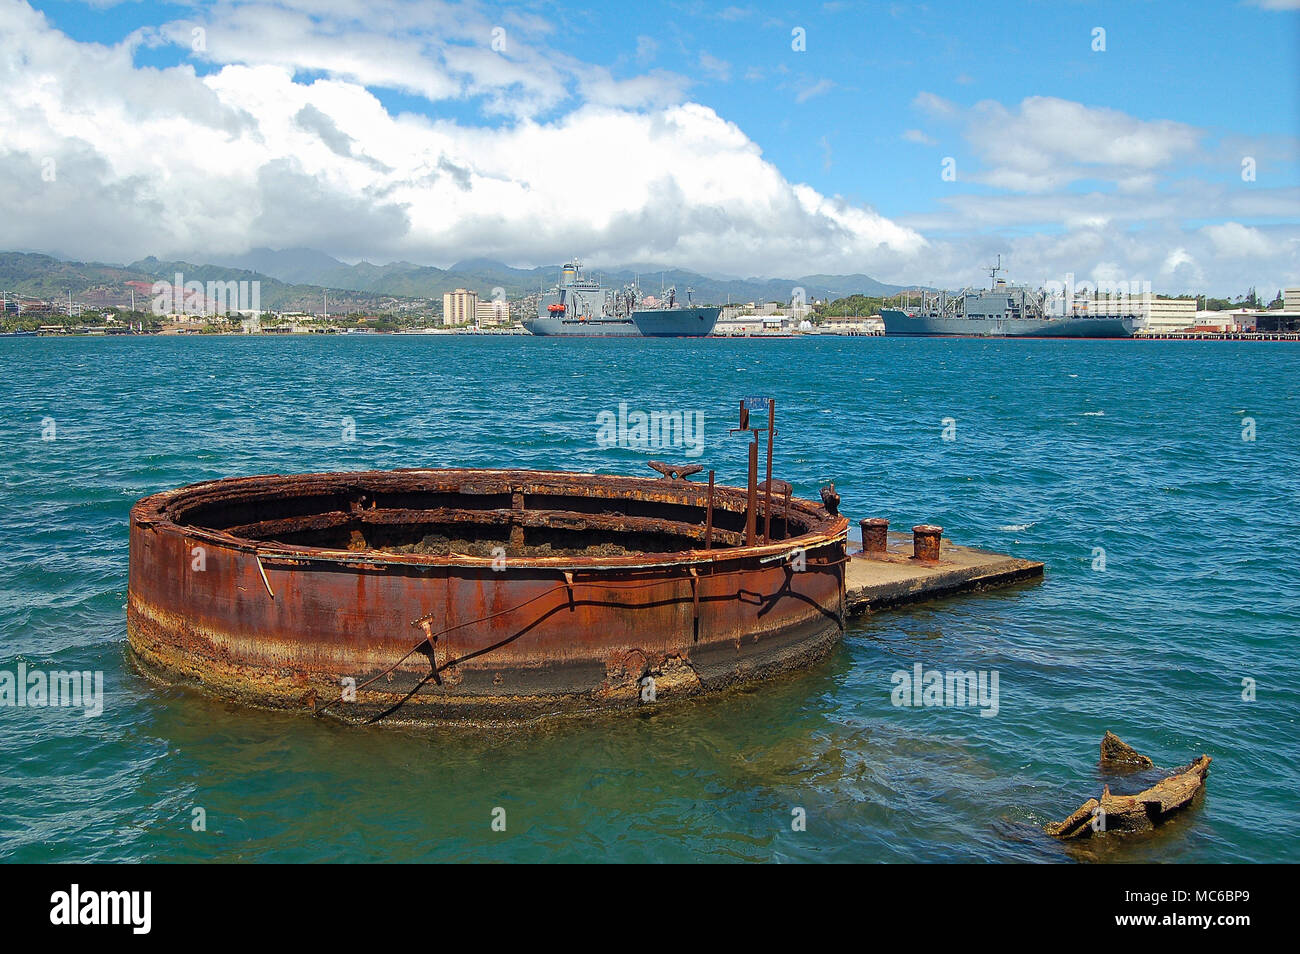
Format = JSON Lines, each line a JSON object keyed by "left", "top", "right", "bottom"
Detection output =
{"left": 0, "top": 0, "right": 924, "bottom": 277}
{"left": 1, "top": 0, "right": 1295, "bottom": 295}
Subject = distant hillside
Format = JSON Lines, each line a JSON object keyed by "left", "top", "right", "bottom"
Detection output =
{"left": 208, "top": 248, "right": 542, "bottom": 299}
{"left": 200, "top": 248, "right": 911, "bottom": 304}
{"left": 2, "top": 249, "right": 915, "bottom": 312}
{"left": 131, "top": 257, "right": 440, "bottom": 313}
{"left": 209, "top": 247, "right": 347, "bottom": 285}
{"left": 0, "top": 252, "right": 428, "bottom": 313}
{"left": 0, "top": 252, "right": 144, "bottom": 299}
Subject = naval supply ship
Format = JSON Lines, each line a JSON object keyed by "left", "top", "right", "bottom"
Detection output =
{"left": 631, "top": 284, "right": 721, "bottom": 337}
{"left": 522, "top": 261, "right": 720, "bottom": 337}
{"left": 880, "top": 258, "right": 1141, "bottom": 339}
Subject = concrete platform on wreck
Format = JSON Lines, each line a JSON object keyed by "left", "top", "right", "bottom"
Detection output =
{"left": 843, "top": 531, "right": 1044, "bottom": 616}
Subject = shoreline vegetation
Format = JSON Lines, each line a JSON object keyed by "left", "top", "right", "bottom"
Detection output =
{"left": 3, "top": 251, "right": 1288, "bottom": 338}
{"left": 4, "top": 290, "right": 1290, "bottom": 339}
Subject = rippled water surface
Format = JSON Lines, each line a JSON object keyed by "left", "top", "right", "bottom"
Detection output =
{"left": 1, "top": 335, "right": 1297, "bottom": 862}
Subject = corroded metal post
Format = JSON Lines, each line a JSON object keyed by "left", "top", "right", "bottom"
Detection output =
{"left": 912, "top": 524, "right": 943, "bottom": 563}
{"left": 763, "top": 399, "right": 775, "bottom": 543}
{"left": 860, "top": 517, "right": 889, "bottom": 555}
{"left": 704, "top": 470, "right": 715, "bottom": 550}
{"left": 745, "top": 438, "right": 758, "bottom": 546}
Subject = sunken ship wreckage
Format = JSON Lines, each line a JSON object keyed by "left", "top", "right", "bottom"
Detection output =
{"left": 127, "top": 403, "right": 849, "bottom": 724}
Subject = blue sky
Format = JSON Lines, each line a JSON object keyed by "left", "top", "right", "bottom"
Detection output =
{"left": 3, "top": 0, "right": 1298, "bottom": 292}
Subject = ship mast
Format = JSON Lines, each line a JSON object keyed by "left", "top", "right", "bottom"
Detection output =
{"left": 986, "top": 254, "right": 1002, "bottom": 289}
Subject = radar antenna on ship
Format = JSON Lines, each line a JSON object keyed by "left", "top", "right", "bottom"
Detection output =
{"left": 986, "top": 254, "right": 1002, "bottom": 289}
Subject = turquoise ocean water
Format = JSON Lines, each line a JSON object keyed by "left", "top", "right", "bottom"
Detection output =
{"left": 0, "top": 335, "right": 1296, "bottom": 863}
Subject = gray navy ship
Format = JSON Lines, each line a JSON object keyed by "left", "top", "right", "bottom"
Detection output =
{"left": 880, "top": 258, "right": 1141, "bottom": 338}
{"left": 522, "top": 261, "right": 720, "bottom": 337}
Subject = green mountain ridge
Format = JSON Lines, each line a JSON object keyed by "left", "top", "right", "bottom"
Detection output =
{"left": 1, "top": 253, "right": 417, "bottom": 313}
{"left": 1, "top": 249, "right": 913, "bottom": 311}
{"left": 209, "top": 248, "right": 912, "bottom": 302}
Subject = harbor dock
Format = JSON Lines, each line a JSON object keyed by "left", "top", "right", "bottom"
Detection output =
{"left": 844, "top": 527, "right": 1044, "bottom": 615}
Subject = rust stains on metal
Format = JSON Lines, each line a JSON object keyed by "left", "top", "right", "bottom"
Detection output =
{"left": 127, "top": 468, "right": 848, "bottom": 725}
{"left": 911, "top": 524, "right": 943, "bottom": 564}
{"left": 819, "top": 483, "right": 840, "bottom": 517}
{"left": 647, "top": 461, "right": 704, "bottom": 481}
{"left": 1046, "top": 736, "right": 1212, "bottom": 839}
{"left": 860, "top": 518, "right": 889, "bottom": 556}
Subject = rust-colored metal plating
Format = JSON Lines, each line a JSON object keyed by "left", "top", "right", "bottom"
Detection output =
{"left": 911, "top": 524, "right": 944, "bottom": 563}
{"left": 127, "top": 468, "right": 848, "bottom": 725}
{"left": 860, "top": 518, "right": 890, "bottom": 556}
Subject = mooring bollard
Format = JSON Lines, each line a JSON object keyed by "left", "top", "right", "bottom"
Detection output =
{"left": 912, "top": 524, "right": 943, "bottom": 562}
{"left": 860, "top": 518, "right": 889, "bottom": 556}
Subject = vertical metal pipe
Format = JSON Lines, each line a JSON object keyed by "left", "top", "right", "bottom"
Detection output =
{"left": 782, "top": 483, "right": 791, "bottom": 539}
{"left": 745, "top": 438, "right": 758, "bottom": 546}
{"left": 704, "top": 470, "right": 715, "bottom": 550}
{"left": 763, "top": 399, "right": 775, "bottom": 543}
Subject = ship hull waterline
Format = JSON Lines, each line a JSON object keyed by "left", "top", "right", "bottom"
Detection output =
{"left": 880, "top": 309, "right": 1138, "bottom": 339}
{"left": 520, "top": 316, "right": 641, "bottom": 336}
{"left": 522, "top": 307, "right": 722, "bottom": 337}
{"left": 632, "top": 306, "right": 721, "bottom": 337}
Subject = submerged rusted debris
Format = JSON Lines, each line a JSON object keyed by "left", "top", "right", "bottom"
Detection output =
{"left": 1045, "top": 798, "right": 1102, "bottom": 840}
{"left": 1100, "top": 730, "right": 1155, "bottom": 771}
{"left": 1046, "top": 735, "right": 1211, "bottom": 839}
{"left": 127, "top": 468, "right": 848, "bottom": 725}
{"left": 1095, "top": 757, "right": 1212, "bottom": 832}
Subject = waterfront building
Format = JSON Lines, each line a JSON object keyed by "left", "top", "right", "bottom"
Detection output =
{"left": 1191, "top": 310, "right": 1252, "bottom": 332}
{"left": 475, "top": 299, "right": 510, "bottom": 326}
{"left": 817, "top": 316, "right": 885, "bottom": 335}
{"left": 1083, "top": 295, "right": 1197, "bottom": 334}
{"left": 714, "top": 315, "right": 791, "bottom": 336}
{"left": 1256, "top": 310, "right": 1300, "bottom": 334}
{"left": 1144, "top": 297, "right": 1199, "bottom": 333}
{"left": 714, "top": 316, "right": 764, "bottom": 335}
{"left": 442, "top": 288, "right": 478, "bottom": 326}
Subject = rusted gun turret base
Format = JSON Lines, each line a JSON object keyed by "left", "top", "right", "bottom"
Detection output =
{"left": 127, "top": 469, "right": 849, "bottom": 725}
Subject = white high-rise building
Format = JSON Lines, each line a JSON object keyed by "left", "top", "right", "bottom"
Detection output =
{"left": 442, "top": 288, "right": 478, "bottom": 326}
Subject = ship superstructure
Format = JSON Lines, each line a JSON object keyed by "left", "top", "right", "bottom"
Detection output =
{"left": 522, "top": 262, "right": 719, "bottom": 338}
